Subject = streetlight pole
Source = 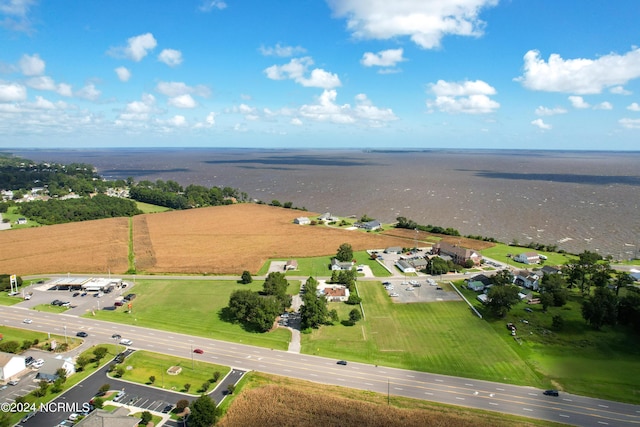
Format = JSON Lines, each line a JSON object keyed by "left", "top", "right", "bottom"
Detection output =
{"left": 64, "top": 325, "right": 67, "bottom": 344}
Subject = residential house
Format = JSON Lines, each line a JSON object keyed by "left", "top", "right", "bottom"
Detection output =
{"left": 16, "top": 217, "right": 27, "bottom": 225}
{"left": 293, "top": 217, "right": 310, "bottom": 225}
{"left": 476, "top": 294, "right": 489, "bottom": 304}
{"left": 317, "top": 212, "right": 337, "bottom": 222}
{"left": 285, "top": 260, "right": 298, "bottom": 271}
{"left": 468, "top": 274, "right": 492, "bottom": 286}
{"left": 321, "top": 285, "right": 350, "bottom": 302}
{"left": 74, "top": 407, "right": 139, "bottom": 427}
{"left": 433, "top": 242, "right": 481, "bottom": 266}
{"left": 539, "top": 265, "right": 562, "bottom": 276}
{"left": 466, "top": 281, "right": 485, "bottom": 292}
{"left": 36, "top": 357, "right": 75, "bottom": 382}
{"left": 395, "top": 260, "right": 416, "bottom": 273}
{"left": 330, "top": 258, "right": 354, "bottom": 271}
{"left": 0, "top": 352, "right": 26, "bottom": 381}
{"left": 514, "top": 270, "right": 540, "bottom": 291}
{"left": 356, "top": 220, "right": 381, "bottom": 231}
{"left": 409, "top": 257, "right": 428, "bottom": 270}
{"left": 514, "top": 252, "right": 541, "bottom": 264}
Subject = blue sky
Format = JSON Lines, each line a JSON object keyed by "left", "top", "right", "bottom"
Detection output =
{"left": 1, "top": 0, "right": 640, "bottom": 150}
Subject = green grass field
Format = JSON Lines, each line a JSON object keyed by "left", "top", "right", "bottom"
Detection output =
{"left": 83, "top": 279, "right": 292, "bottom": 350}
{"left": 479, "top": 243, "right": 576, "bottom": 266}
{"left": 112, "top": 350, "right": 230, "bottom": 394}
{"left": 302, "top": 281, "right": 543, "bottom": 387}
{"left": 256, "top": 250, "right": 392, "bottom": 277}
{"left": 457, "top": 283, "right": 640, "bottom": 403}
{"left": 134, "top": 201, "right": 171, "bottom": 214}
{"left": 0, "top": 292, "right": 23, "bottom": 306}
{"left": 31, "top": 303, "right": 69, "bottom": 313}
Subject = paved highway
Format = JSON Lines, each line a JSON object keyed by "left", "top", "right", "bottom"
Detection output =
{"left": 2, "top": 306, "right": 640, "bottom": 427}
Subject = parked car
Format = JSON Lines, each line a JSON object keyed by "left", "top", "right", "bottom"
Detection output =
{"left": 113, "top": 391, "right": 125, "bottom": 402}
{"left": 32, "top": 359, "right": 44, "bottom": 369}
{"left": 25, "top": 356, "right": 34, "bottom": 366}
{"left": 8, "top": 379, "right": 19, "bottom": 385}
{"left": 161, "top": 405, "right": 173, "bottom": 414}
{"left": 51, "top": 299, "right": 62, "bottom": 305}
{"left": 124, "top": 293, "right": 136, "bottom": 301}
{"left": 21, "top": 412, "right": 36, "bottom": 423}
{"left": 525, "top": 307, "right": 533, "bottom": 313}
{"left": 72, "top": 292, "right": 80, "bottom": 297}
{"left": 80, "top": 292, "right": 87, "bottom": 297}
{"left": 68, "top": 413, "right": 79, "bottom": 421}
{"left": 543, "top": 389, "right": 559, "bottom": 396}
{"left": 76, "top": 331, "right": 88, "bottom": 337}
{"left": 193, "top": 348, "right": 204, "bottom": 354}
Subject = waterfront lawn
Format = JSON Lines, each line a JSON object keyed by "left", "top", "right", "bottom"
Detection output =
{"left": 83, "top": 279, "right": 291, "bottom": 350}
{"left": 112, "top": 350, "right": 230, "bottom": 394}
{"left": 301, "top": 281, "right": 542, "bottom": 387}
{"left": 480, "top": 243, "right": 576, "bottom": 266}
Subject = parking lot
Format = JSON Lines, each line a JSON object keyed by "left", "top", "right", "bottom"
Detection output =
{"left": 380, "top": 278, "right": 461, "bottom": 303}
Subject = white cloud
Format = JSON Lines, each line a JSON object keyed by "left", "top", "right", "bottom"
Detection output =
{"left": 327, "top": 0, "right": 499, "bottom": 49}
{"left": 0, "top": 0, "right": 36, "bottom": 32}
{"left": 594, "top": 101, "right": 612, "bottom": 110}
{"left": 0, "top": 82, "right": 27, "bottom": 102}
{"left": 26, "top": 75, "right": 55, "bottom": 90}
{"left": 264, "top": 57, "right": 341, "bottom": 89}
{"left": 167, "top": 115, "right": 187, "bottom": 127}
{"left": 259, "top": 43, "right": 306, "bottom": 57}
{"left": 627, "top": 102, "right": 640, "bottom": 111}
{"left": 426, "top": 79, "right": 499, "bottom": 114}
{"left": 31, "top": 95, "right": 55, "bottom": 110}
{"left": 619, "top": 118, "right": 640, "bottom": 129}
{"left": 531, "top": 118, "right": 552, "bottom": 130}
{"left": 19, "top": 53, "right": 45, "bottom": 76}
{"left": 158, "top": 49, "right": 183, "bottom": 67}
{"left": 109, "top": 33, "right": 157, "bottom": 62}
{"left": 118, "top": 94, "right": 156, "bottom": 121}
{"left": 57, "top": 83, "right": 72, "bottom": 97}
{"left": 115, "top": 66, "right": 131, "bottom": 82}
{"left": 298, "top": 90, "right": 396, "bottom": 126}
{"left": 156, "top": 81, "right": 210, "bottom": 98}
{"left": 517, "top": 47, "right": 640, "bottom": 94}
{"left": 361, "top": 48, "right": 405, "bottom": 68}
{"left": 291, "top": 117, "right": 303, "bottom": 126}
{"left": 610, "top": 86, "right": 632, "bottom": 95}
{"left": 535, "top": 106, "right": 567, "bottom": 116}
{"left": 568, "top": 96, "right": 590, "bottom": 109}
{"left": 205, "top": 112, "right": 216, "bottom": 126}
{"left": 168, "top": 94, "right": 197, "bottom": 109}
{"left": 198, "top": 0, "right": 227, "bottom": 12}
{"left": 75, "top": 83, "right": 101, "bottom": 101}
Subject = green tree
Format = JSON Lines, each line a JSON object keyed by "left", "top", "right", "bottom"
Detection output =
{"left": 618, "top": 290, "right": 640, "bottom": 333}
{"left": 76, "top": 355, "right": 91, "bottom": 372}
{"left": 336, "top": 243, "right": 354, "bottom": 262}
{"left": 92, "top": 397, "right": 104, "bottom": 409}
{"left": 486, "top": 285, "right": 520, "bottom": 317}
{"left": 176, "top": 399, "right": 189, "bottom": 411}
{"left": 93, "top": 346, "right": 108, "bottom": 362}
{"left": 491, "top": 269, "right": 514, "bottom": 286}
{"left": 540, "top": 292, "right": 554, "bottom": 312}
{"left": 212, "top": 371, "right": 221, "bottom": 383}
{"left": 184, "top": 383, "right": 191, "bottom": 392}
{"left": 346, "top": 294, "right": 362, "bottom": 305}
{"left": 227, "top": 384, "right": 236, "bottom": 394}
{"left": 149, "top": 375, "right": 156, "bottom": 384}
{"left": 552, "top": 314, "right": 564, "bottom": 330}
{"left": 613, "top": 271, "right": 635, "bottom": 296}
{"left": 427, "top": 257, "right": 449, "bottom": 275}
{"left": 582, "top": 287, "right": 618, "bottom": 330}
{"left": 300, "top": 277, "right": 329, "bottom": 329}
{"left": 540, "top": 273, "right": 569, "bottom": 307}
{"left": 189, "top": 395, "right": 219, "bottom": 427}
{"left": 348, "top": 308, "right": 362, "bottom": 324}
{"left": 140, "top": 411, "right": 152, "bottom": 425}
{"left": 240, "top": 270, "right": 253, "bottom": 284}
{"left": 98, "top": 384, "right": 110, "bottom": 395}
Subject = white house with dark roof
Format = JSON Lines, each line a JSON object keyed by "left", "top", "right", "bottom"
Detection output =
{"left": 356, "top": 220, "right": 381, "bottom": 231}
{"left": 395, "top": 259, "right": 416, "bottom": 273}
{"left": 330, "top": 258, "right": 354, "bottom": 271}
{"left": 294, "top": 217, "right": 310, "bottom": 225}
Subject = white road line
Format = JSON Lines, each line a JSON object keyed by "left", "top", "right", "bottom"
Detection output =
{"left": 435, "top": 379, "right": 443, "bottom": 382}
{"left": 455, "top": 397, "right": 465, "bottom": 401}
{"left": 489, "top": 402, "right": 498, "bottom": 406}
{"left": 559, "top": 414, "right": 570, "bottom": 418}
{"left": 598, "top": 404, "right": 609, "bottom": 408}
{"left": 522, "top": 408, "right": 533, "bottom": 412}
{"left": 465, "top": 383, "right": 473, "bottom": 386}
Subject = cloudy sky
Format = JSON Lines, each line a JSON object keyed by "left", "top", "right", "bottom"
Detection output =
{"left": 1, "top": 0, "right": 640, "bottom": 150}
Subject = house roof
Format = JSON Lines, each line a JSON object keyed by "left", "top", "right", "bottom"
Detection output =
{"left": 324, "top": 286, "right": 347, "bottom": 297}
{"left": 0, "top": 352, "right": 21, "bottom": 367}
{"left": 518, "top": 252, "right": 539, "bottom": 258}
{"left": 75, "top": 407, "right": 139, "bottom": 427}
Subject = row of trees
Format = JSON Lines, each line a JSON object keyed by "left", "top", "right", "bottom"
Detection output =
{"left": 18, "top": 194, "right": 142, "bottom": 224}
{"left": 395, "top": 216, "right": 460, "bottom": 237}
{"left": 129, "top": 179, "right": 246, "bottom": 209}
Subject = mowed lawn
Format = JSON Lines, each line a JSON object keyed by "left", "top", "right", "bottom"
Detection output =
{"left": 84, "top": 279, "right": 292, "bottom": 350}
{"left": 301, "top": 282, "right": 543, "bottom": 387}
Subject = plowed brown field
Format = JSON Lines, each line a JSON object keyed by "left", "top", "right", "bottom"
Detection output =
{"left": 0, "top": 217, "right": 129, "bottom": 275}
{"left": 0, "top": 204, "right": 417, "bottom": 275}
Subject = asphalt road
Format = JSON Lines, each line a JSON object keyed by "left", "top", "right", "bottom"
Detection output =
{"left": 2, "top": 306, "right": 640, "bottom": 427}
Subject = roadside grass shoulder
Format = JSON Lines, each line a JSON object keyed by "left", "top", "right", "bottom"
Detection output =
{"left": 31, "top": 303, "right": 69, "bottom": 313}
{"left": 256, "top": 250, "right": 391, "bottom": 277}
{"left": 0, "top": 325, "right": 81, "bottom": 351}
{"left": 111, "top": 350, "right": 230, "bottom": 395}
{"left": 82, "top": 279, "right": 291, "bottom": 350}
{"left": 0, "top": 292, "right": 22, "bottom": 306}
{"left": 301, "top": 281, "right": 541, "bottom": 386}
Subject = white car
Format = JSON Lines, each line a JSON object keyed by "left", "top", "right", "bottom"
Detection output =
{"left": 119, "top": 338, "right": 133, "bottom": 346}
{"left": 23, "top": 318, "right": 33, "bottom": 324}
{"left": 32, "top": 359, "right": 44, "bottom": 369}
{"left": 389, "top": 293, "right": 399, "bottom": 297}
{"left": 68, "top": 413, "right": 79, "bottom": 421}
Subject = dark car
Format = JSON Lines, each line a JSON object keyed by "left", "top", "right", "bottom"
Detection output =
{"left": 161, "top": 405, "right": 173, "bottom": 414}
{"left": 112, "top": 333, "right": 122, "bottom": 339}
{"left": 72, "top": 292, "right": 80, "bottom": 297}
{"left": 124, "top": 293, "right": 136, "bottom": 301}
{"left": 525, "top": 307, "right": 533, "bottom": 313}
{"left": 337, "top": 360, "right": 348, "bottom": 366}
{"left": 543, "top": 389, "right": 559, "bottom": 396}
{"left": 193, "top": 348, "right": 204, "bottom": 354}
{"left": 76, "top": 331, "right": 88, "bottom": 337}
{"left": 25, "top": 356, "right": 35, "bottom": 366}
{"left": 51, "top": 299, "right": 62, "bottom": 306}
{"left": 80, "top": 292, "right": 87, "bottom": 297}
